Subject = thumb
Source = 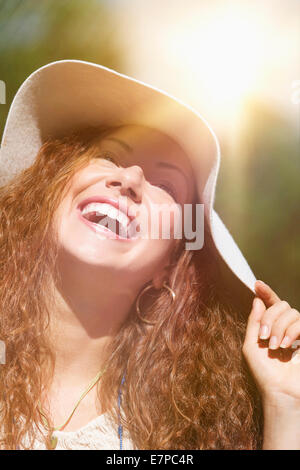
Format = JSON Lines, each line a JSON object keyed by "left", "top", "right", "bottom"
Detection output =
{"left": 244, "top": 297, "right": 266, "bottom": 345}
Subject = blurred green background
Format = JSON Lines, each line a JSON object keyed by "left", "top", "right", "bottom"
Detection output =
{"left": 0, "top": 0, "right": 299, "bottom": 306}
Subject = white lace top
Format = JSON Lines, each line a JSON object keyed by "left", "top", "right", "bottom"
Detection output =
{"left": 19, "top": 412, "right": 136, "bottom": 450}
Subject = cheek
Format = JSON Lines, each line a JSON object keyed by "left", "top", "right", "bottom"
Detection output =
{"left": 136, "top": 198, "right": 182, "bottom": 240}
{"left": 55, "top": 199, "right": 78, "bottom": 250}
{"left": 54, "top": 192, "right": 83, "bottom": 249}
{"left": 53, "top": 200, "right": 67, "bottom": 241}
{"left": 64, "top": 161, "right": 109, "bottom": 202}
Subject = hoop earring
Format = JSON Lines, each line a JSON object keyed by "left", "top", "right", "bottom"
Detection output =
{"left": 135, "top": 281, "right": 176, "bottom": 324}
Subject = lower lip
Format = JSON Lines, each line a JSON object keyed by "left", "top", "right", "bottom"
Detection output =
{"left": 77, "top": 209, "right": 136, "bottom": 242}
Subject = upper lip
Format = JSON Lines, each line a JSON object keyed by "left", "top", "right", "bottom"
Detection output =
{"left": 77, "top": 195, "right": 137, "bottom": 223}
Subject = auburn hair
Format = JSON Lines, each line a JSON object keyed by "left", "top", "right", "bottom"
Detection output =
{"left": 0, "top": 125, "right": 263, "bottom": 449}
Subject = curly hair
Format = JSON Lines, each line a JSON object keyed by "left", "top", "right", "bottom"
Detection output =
{"left": 0, "top": 125, "right": 263, "bottom": 450}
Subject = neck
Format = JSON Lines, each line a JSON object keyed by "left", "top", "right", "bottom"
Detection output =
{"left": 47, "top": 249, "right": 140, "bottom": 385}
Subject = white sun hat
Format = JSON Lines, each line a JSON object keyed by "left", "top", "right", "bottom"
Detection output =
{"left": 0, "top": 60, "right": 257, "bottom": 296}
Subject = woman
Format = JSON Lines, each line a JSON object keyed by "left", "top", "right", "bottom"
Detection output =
{"left": 0, "top": 61, "right": 299, "bottom": 450}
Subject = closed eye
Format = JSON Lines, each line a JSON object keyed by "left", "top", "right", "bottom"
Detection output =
{"left": 154, "top": 183, "right": 177, "bottom": 201}
{"left": 95, "top": 151, "right": 120, "bottom": 166}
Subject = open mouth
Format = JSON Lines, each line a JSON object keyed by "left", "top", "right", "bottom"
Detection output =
{"left": 77, "top": 198, "right": 139, "bottom": 240}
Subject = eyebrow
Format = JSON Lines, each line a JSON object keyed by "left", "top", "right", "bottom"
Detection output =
{"left": 102, "top": 137, "right": 133, "bottom": 153}
{"left": 156, "top": 161, "right": 189, "bottom": 185}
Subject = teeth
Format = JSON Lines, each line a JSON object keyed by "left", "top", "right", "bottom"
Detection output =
{"left": 81, "top": 202, "right": 130, "bottom": 229}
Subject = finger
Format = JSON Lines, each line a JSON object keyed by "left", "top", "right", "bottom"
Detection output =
{"left": 244, "top": 297, "right": 266, "bottom": 346}
{"left": 255, "top": 280, "right": 281, "bottom": 308}
{"left": 268, "top": 308, "right": 300, "bottom": 349}
{"left": 258, "top": 300, "right": 291, "bottom": 340}
{"left": 280, "top": 313, "right": 300, "bottom": 349}
{"left": 291, "top": 348, "right": 300, "bottom": 364}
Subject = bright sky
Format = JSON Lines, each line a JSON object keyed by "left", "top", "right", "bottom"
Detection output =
{"left": 108, "top": 0, "right": 300, "bottom": 138}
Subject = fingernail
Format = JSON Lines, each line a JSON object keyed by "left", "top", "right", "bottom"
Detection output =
{"left": 280, "top": 336, "right": 290, "bottom": 348}
{"left": 257, "top": 280, "right": 268, "bottom": 287}
{"left": 259, "top": 325, "right": 269, "bottom": 339}
{"left": 269, "top": 336, "right": 278, "bottom": 349}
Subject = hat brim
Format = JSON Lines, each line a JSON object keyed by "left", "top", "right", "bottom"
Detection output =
{"left": 0, "top": 59, "right": 256, "bottom": 294}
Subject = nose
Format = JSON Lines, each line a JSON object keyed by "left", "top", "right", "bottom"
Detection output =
{"left": 105, "top": 165, "right": 144, "bottom": 203}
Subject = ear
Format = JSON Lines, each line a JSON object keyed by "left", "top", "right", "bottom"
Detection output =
{"left": 152, "top": 264, "right": 171, "bottom": 290}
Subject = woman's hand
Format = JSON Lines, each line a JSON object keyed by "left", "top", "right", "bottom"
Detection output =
{"left": 243, "top": 280, "right": 300, "bottom": 449}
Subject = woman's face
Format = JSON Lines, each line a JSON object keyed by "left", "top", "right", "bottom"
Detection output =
{"left": 55, "top": 124, "right": 196, "bottom": 288}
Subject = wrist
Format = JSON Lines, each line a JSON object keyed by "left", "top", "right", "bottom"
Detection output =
{"left": 262, "top": 391, "right": 300, "bottom": 414}
{"left": 262, "top": 392, "right": 300, "bottom": 450}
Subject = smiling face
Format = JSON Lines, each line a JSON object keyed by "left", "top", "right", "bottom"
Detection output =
{"left": 55, "top": 124, "right": 196, "bottom": 289}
